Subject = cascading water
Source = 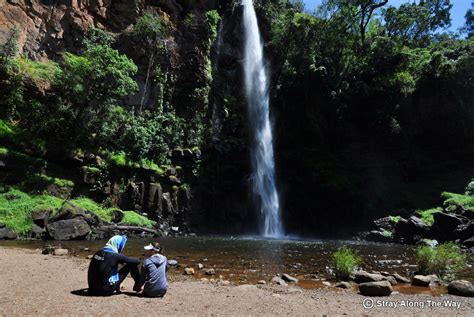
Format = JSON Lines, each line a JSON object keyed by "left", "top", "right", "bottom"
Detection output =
{"left": 242, "top": 0, "right": 283, "bottom": 238}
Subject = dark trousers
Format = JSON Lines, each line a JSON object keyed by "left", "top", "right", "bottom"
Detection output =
{"left": 98, "top": 263, "right": 140, "bottom": 296}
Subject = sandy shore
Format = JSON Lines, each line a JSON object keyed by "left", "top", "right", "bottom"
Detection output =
{"left": 0, "top": 247, "right": 472, "bottom": 316}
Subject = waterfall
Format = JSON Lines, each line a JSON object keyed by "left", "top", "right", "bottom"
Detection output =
{"left": 242, "top": 0, "right": 283, "bottom": 238}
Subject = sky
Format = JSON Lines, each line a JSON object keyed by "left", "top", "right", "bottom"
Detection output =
{"left": 303, "top": 0, "right": 472, "bottom": 32}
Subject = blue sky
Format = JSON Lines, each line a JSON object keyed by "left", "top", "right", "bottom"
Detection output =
{"left": 303, "top": 0, "right": 472, "bottom": 32}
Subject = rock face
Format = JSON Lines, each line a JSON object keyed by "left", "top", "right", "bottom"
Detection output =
{"left": 46, "top": 218, "right": 91, "bottom": 240}
{"left": 447, "top": 280, "right": 474, "bottom": 297}
{"left": 359, "top": 281, "right": 392, "bottom": 296}
{"left": 354, "top": 271, "right": 384, "bottom": 284}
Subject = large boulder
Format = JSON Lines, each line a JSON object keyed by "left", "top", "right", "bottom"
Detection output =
{"left": 359, "top": 281, "right": 392, "bottom": 296}
{"left": 0, "top": 226, "right": 18, "bottom": 240}
{"left": 454, "top": 222, "right": 474, "bottom": 241}
{"left": 394, "top": 216, "right": 429, "bottom": 243}
{"left": 432, "top": 212, "right": 469, "bottom": 241}
{"left": 447, "top": 280, "right": 474, "bottom": 297}
{"left": 47, "top": 218, "right": 91, "bottom": 240}
{"left": 354, "top": 271, "right": 384, "bottom": 283}
{"left": 365, "top": 230, "right": 393, "bottom": 243}
{"left": 412, "top": 275, "right": 437, "bottom": 287}
{"left": 52, "top": 202, "right": 100, "bottom": 227}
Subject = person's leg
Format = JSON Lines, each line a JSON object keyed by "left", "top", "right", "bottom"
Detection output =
{"left": 117, "top": 263, "right": 140, "bottom": 284}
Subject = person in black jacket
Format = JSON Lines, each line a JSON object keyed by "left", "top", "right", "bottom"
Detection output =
{"left": 87, "top": 235, "right": 140, "bottom": 296}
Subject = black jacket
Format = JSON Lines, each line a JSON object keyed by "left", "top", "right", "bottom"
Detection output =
{"left": 87, "top": 249, "right": 140, "bottom": 295}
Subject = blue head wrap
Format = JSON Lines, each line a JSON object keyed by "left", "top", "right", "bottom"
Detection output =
{"left": 102, "top": 235, "right": 127, "bottom": 284}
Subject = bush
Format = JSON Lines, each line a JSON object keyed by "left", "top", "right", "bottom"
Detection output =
{"left": 416, "top": 242, "right": 467, "bottom": 282}
{"left": 121, "top": 211, "right": 156, "bottom": 228}
{"left": 331, "top": 246, "right": 363, "bottom": 280}
{"left": 416, "top": 207, "right": 442, "bottom": 226}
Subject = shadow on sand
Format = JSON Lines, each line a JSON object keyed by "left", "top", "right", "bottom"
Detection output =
{"left": 70, "top": 289, "right": 146, "bottom": 298}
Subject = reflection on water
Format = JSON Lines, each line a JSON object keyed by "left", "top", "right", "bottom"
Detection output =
{"left": 1, "top": 236, "right": 472, "bottom": 294}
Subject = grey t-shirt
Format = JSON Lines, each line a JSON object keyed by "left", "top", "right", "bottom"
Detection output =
{"left": 137, "top": 254, "right": 169, "bottom": 297}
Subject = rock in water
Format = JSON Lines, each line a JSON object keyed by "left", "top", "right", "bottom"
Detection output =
{"left": 383, "top": 276, "right": 398, "bottom": 285}
{"left": 335, "top": 281, "right": 351, "bottom": 289}
{"left": 354, "top": 271, "right": 384, "bottom": 283}
{"left": 448, "top": 280, "right": 474, "bottom": 297}
{"left": 47, "top": 218, "right": 91, "bottom": 240}
{"left": 53, "top": 248, "right": 68, "bottom": 256}
{"left": 168, "top": 259, "right": 178, "bottom": 266}
{"left": 393, "top": 273, "right": 410, "bottom": 284}
{"left": 282, "top": 273, "right": 298, "bottom": 283}
{"left": 271, "top": 276, "right": 287, "bottom": 286}
{"left": 184, "top": 268, "right": 195, "bottom": 275}
{"left": 359, "top": 281, "right": 392, "bottom": 296}
{"left": 412, "top": 275, "right": 437, "bottom": 287}
{"left": 205, "top": 268, "right": 215, "bottom": 275}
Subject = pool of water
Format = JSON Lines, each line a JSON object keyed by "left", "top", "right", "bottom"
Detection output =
{"left": 1, "top": 236, "right": 472, "bottom": 295}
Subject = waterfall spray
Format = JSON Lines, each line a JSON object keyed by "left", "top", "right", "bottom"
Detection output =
{"left": 242, "top": 0, "right": 283, "bottom": 238}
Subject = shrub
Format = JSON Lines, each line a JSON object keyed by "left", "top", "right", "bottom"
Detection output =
{"left": 121, "top": 211, "right": 156, "bottom": 228}
{"left": 416, "top": 207, "right": 442, "bottom": 226}
{"left": 416, "top": 242, "right": 467, "bottom": 282}
{"left": 331, "top": 246, "right": 362, "bottom": 280}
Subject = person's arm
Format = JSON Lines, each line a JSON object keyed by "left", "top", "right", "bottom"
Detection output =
{"left": 134, "top": 263, "right": 147, "bottom": 291}
{"left": 113, "top": 253, "right": 141, "bottom": 265}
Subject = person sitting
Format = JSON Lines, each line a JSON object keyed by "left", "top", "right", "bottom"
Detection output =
{"left": 87, "top": 235, "right": 140, "bottom": 296}
{"left": 133, "top": 242, "right": 170, "bottom": 297}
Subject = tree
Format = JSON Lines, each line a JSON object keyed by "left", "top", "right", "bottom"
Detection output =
{"left": 61, "top": 44, "right": 138, "bottom": 144}
{"left": 383, "top": 0, "right": 452, "bottom": 46}
{"left": 132, "top": 13, "right": 170, "bottom": 113}
{"left": 465, "top": 5, "right": 474, "bottom": 38}
{"left": 0, "top": 27, "right": 20, "bottom": 67}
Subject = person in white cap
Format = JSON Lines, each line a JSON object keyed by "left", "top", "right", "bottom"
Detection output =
{"left": 133, "top": 242, "right": 169, "bottom": 297}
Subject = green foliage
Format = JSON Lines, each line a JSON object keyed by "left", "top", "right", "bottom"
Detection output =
{"left": 121, "top": 211, "right": 156, "bottom": 228}
{"left": 82, "top": 27, "right": 114, "bottom": 49}
{"left": 0, "top": 27, "right": 20, "bottom": 64}
{"left": 205, "top": 10, "right": 221, "bottom": 43}
{"left": 416, "top": 207, "right": 442, "bottom": 226}
{"left": 389, "top": 215, "right": 401, "bottom": 223}
{"left": 0, "top": 188, "right": 63, "bottom": 234}
{"left": 442, "top": 192, "right": 474, "bottom": 213}
{"left": 25, "top": 174, "right": 74, "bottom": 189}
{"left": 465, "top": 179, "right": 474, "bottom": 196}
{"left": 416, "top": 242, "right": 467, "bottom": 282}
{"left": 331, "top": 246, "right": 362, "bottom": 280}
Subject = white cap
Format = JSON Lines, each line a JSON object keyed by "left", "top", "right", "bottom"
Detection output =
{"left": 144, "top": 243, "right": 160, "bottom": 251}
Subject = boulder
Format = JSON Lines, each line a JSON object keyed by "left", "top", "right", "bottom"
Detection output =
{"left": 0, "top": 227, "right": 18, "bottom": 240}
{"left": 46, "top": 218, "right": 91, "bottom": 240}
{"left": 394, "top": 216, "right": 429, "bottom": 243}
{"left": 447, "top": 280, "right": 474, "bottom": 297}
{"left": 432, "top": 213, "right": 469, "bottom": 241}
{"left": 454, "top": 222, "right": 474, "bottom": 241}
{"left": 282, "top": 273, "right": 298, "bottom": 283}
{"left": 354, "top": 271, "right": 384, "bottom": 283}
{"left": 412, "top": 275, "right": 437, "bottom": 287}
{"left": 271, "top": 276, "right": 287, "bottom": 286}
{"left": 30, "top": 223, "right": 45, "bottom": 239}
{"left": 359, "top": 281, "right": 392, "bottom": 296}
{"left": 393, "top": 273, "right": 410, "bottom": 283}
{"left": 335, "top": 281, "right": 351, "bottom": 289}
{"left": 365, "top": 230, "right": 392, "bottom": 243}
{"left": 168, "top": 259, "right": 178, "bottom": 266}
{"left": 53, "top": 248, "right": 69, "bottom": 256}
{"left": 374, "top": 217, "right": 396, "bottom": 231}
{"left": 205, "top": 268, "right": 215, "bottom": 275}
{"left": 184, "top": 268, "right": 195, "bottom": 275}
{"left": 32, "top": 209, "right": 51, "bottom": 228}
{"left": 462, "top": 237, "right": 474, "bottom": 248}
{"left": 383, "top": 275, "right": 398, "bottom": 285}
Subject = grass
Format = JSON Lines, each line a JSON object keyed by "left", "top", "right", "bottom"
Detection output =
{"left": 0, "top": 188, "right": 156, "bottom": 235}
{"left": 25, "top": 174, "right": 75, "bottom": 188}
{"left": 0, "top": 120, "right": 46, "bottom": 152}
{"left": 442, "top": 192, "right": 474, "bottom": 213}
{"left": 0, "top": 188, "right": 63, "bottom": 234}
{"left": 110, "top": 151, "right": 164, "bottom": 175}
{"left": 415, "top": 242, "right": 467, "bottom": 282}
{"left": 121, "top": 211, "right": 156, "bottom": 228}
{"left": 331, "top": 246, "right": 363, "bottom": 280}
{"left": 416, "top": 207, "right": 442, "bottom": 226}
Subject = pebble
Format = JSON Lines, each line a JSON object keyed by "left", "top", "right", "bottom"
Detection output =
{"left": 257, "top": 280, "right": 266, "bottom": 285}
{"left": 53, "top": 248, "right": 69, "bottom": 256}
{"left": 198, "top": 263, "right": 204, "bottom": 270}
{"left": 184, "top": 268, "right": 195, "bottom": 275}
{"left": 205, "top": 268, "right": 216, "bottom": 275}
{"left": 322, "top": 281, "right": 332, "bottom": 287}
